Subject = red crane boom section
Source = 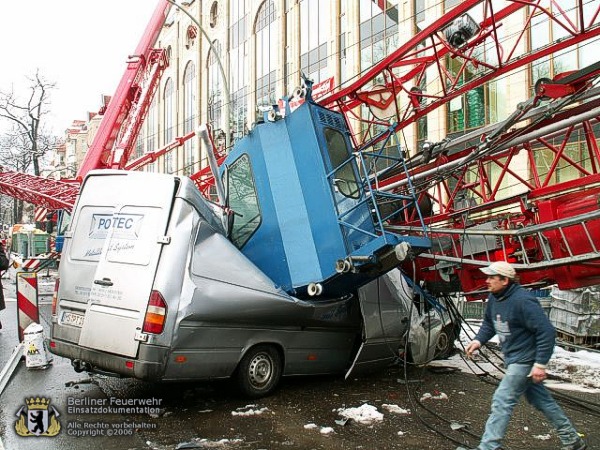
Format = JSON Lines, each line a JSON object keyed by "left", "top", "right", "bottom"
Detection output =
{"left": 319, "top": 0, "right": 600, "bottom": 150}
{"left": 76, "top": 0, "right": 172, "bottom": 178}
{"left": 0, "top": 171, "right": 79, "bottom": 212}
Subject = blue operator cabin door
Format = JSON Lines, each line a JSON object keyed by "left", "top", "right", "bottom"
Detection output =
{"left": 309, "top": 106, "right": 375, "bottom": 257}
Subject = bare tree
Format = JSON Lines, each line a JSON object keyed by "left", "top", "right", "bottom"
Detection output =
{"left": 0, "top": 71, "right": 61, "bottom": 224}
{"left": 0, "top": 71, "right": 59, "bottom": 175}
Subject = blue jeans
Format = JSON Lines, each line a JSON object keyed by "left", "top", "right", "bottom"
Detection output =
{"left": 478, "top": 363, "right": 580, "bottom": 450}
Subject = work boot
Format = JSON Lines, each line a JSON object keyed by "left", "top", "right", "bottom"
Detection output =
{"left": 562, "top": 438, "right": 587, "bottom": 450}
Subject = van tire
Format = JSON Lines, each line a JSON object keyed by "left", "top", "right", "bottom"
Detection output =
{"left": 236, "top": 345, "right": 282, "bottom": 398}
{"left": 434, "top": 325, "right": 456, "bottom": 360}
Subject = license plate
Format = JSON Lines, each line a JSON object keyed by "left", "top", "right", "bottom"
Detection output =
{"left": 62, "top": 311, "right": 85, "bottom": 328}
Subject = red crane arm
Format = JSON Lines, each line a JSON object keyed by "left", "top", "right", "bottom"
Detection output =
{"left": 319, "top": 0, "right": 600, "bottom": 150}
{"left": 0, "top": 171, "right": 79, "bottom": 212}
{"left": 76, "top": 0, "right": 172, "bottom": 178}
{"left": 382, "top": 73, "right": 600, "bottom": 295}
{"left": 108, "top": 48, "right": 169, "bottom": 170}
{"left": 377, "top": 66, "right": 600, "bottom": 223}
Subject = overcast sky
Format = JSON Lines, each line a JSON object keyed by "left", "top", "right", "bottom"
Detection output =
{"left": 0, "top": 0, "right": 160, "bottom": 134}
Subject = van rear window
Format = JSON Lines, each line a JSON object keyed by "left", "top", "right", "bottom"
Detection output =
{"left": 69, "top": 205, "right": 163, "bottom": 266}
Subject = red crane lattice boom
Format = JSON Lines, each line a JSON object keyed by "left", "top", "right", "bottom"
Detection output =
{"left": 320, "top": 0, "right": 600, "bottom": 150}
{"left": 76, "top": 0, "right": 173, "bottom": 177}
{"left": 0, "top": 171, "right": 79, "bottom": 212}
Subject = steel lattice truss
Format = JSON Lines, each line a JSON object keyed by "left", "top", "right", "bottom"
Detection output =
{"left": 320, "top": 0, "right": 600, "bottom": 149}
{"left": 379, "top": 85, "right": 600, "bottom": 225}
{"left": 76, "top": 1, "right": 172, "bottom": 177}
{"left": 313, "top": 0, "right": 600, "bottom": 292}
{"left": 0, "top": 171, "right": 79, "bottom": 211}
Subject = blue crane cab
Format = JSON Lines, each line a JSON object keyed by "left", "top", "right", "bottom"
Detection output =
{"left": 220, "top": 92, "right": 430, "bottom": 298}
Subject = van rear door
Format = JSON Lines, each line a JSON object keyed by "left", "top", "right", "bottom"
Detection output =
{"left": 72, "top": 172, "right": 176, "bottom": 357}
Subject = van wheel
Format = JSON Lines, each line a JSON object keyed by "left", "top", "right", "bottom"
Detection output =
{"left": 236, "top": 345, "right": 282, "bottom": 398}
{"left": 435, "top": 325, "right": 456, "bottom": 360}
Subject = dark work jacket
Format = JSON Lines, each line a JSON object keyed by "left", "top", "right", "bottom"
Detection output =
{"left": 474, "top": 282, "right": 556, "bottom": 366}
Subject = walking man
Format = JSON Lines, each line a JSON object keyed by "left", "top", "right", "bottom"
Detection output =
{"left": 465, "top": 261, "right": 586, "bottom": 450}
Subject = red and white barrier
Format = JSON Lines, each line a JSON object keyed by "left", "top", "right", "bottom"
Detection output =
{"left": 33, "top": 207, "right": 48, "bottom": 222}
{"left": 22, "top": 259, "right": 41, "bottom": 271}
{"left": 21, "top": 251, "right": 60, "bottom": 273}
{"left": 16, "top": 272, "right": 40, "bottom": 342}
{"left": 34, "top": 207, "right": 48, "bottom": 223}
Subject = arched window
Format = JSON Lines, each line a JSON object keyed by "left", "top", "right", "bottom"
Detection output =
{"left": 146, "top": 95, "right": 157, "bottom": 173}
{"left": 147, "top": 95, "right": 157, "bottom": 154}
{"left": 207, "top": 40, "right": 223, "bottom": 136}
{"left": 254, "top": 1, "right": 278, "bottom": 112}
{"left": 183, "top": 61, "right": 197, "bottom": 175}
{"left": 163, "top": 78, "right": 174, "bottom": 173}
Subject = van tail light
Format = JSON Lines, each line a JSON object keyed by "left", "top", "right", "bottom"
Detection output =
{"left": 142, "top": 290, "right": 167, "bottom": 334}
{"left": 51, "top": 278, "right": 60, "bottom": 316}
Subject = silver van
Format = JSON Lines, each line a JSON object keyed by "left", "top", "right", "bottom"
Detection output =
{"left": 50, "top": 170, "right": 452, "bottom": 397}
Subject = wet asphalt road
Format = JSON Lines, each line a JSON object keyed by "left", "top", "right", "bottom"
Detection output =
{"left": 1, "top": 270, "right": 599, "bottom": 450}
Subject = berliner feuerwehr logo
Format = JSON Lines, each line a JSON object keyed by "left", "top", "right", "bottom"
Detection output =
{"left": 15, "top": 397, "right": 61, "bottom": 437}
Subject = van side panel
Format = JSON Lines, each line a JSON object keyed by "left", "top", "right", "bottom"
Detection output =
{"left": 163, "top": 327, "right": 356, "bottom": 379}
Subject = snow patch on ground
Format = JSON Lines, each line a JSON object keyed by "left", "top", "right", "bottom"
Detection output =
{"left": 420, "top": 392, "right": 449, "bottom": 401}
{"left": 336, "top": 403, "right": 384, "bottom": 424}
{"left": 382, "top": 404, "right": 411, "bottom": 414}
{"left": 304, "top": 422, "right": 334, "bottom": 435}
{"left": 231, "top": 405, "right": 269, "bottom": 416}
{"left": 547, "top": 346, "right": 600, "bottom": 389}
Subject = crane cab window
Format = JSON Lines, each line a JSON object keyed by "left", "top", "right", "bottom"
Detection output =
{"left": 227, "top": 154, "right": 261, "bottom": 248}
{"left": 324, "top": 128, "right": 360, "bottom": 199}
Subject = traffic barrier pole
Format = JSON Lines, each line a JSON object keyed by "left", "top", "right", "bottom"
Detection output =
{"left": 16, "top": 272, "right": 40, "bottom": 342}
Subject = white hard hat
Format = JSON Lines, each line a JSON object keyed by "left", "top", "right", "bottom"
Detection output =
{"left": 480, "top": 261, "right": 516, "bottom": 279}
